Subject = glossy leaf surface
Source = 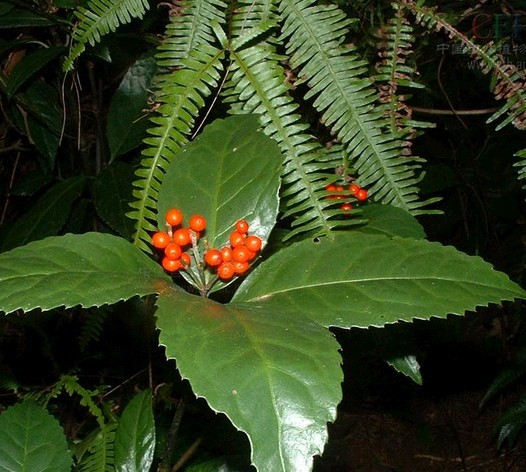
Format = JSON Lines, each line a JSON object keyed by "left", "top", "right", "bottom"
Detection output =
{"left": 0, "top": 401, "right": 72, "bottom": 472}
{"left": 157, "top": 115, "right": 282, "bottom": 248}
{"left": 93, "top": 162, "right": 135, "bottom": 239}
{"left": 114, "top": 390, "right": 155, "bottom": 472}
{"left": 357, "top": 203, "right": 426, "bottom": 239}
{"left": 233, "top": 232, "right": 526, "bottom": 328}
{"left": 156, "top": 288, "right": 342, "bottom": 472}
{"left": 0, "top": 176, "right": 86, "bottom": 251}
{"left": 0, "top": 232, "right": 170, "bottom": 314}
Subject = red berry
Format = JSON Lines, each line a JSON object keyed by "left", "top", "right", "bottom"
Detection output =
{"left": 356, "top": 188, "right": 368, "bottom": 201}
{"left": 220, "top": 246, "right": 233, "bottom": 262}
{"left": 235, "top": 220, "right": 249, "bottom": 234}
{"left": 232, "top": 246, "right": 251, "bottom": 263}
{"left": 165, "top": 208, "right": 183, "bottom": 226}
{"left": 205, "top": 249, "right": 223, "bottom": 267}
{"left": 325, "top": 184, "right": 337, "bottom": 192}
{"left": 229, "top": 231, "right": 246, "bottom": 248}
{"left": 233, "top": 261, "right": 250, "bottom": 274}
{"left": 341, "top": 203, "right": 353, "bottom": 212}
{"left": 164, "top": 243, "right": 182, "bottom": 260}
{"left": 152, "top": 231, "right": 171, "bottom": 249}
{"left": 348, "top": 184, "right": 361, "bottom": 195}
{"left": 180, "top": 252, "right": 191, "bottom": 267}
{"left": 245, "top": 235, "right": 262, "bottom": 253}
{"left": 217, "top": 262, "right": 235, "bottom": 280}
{"left": 189, "top": 215, "right": 206, "bottom": 232}
{"left": 162, "top": 257, "right": 183, "bottom": 272}
{"left": 172, "top": 228, "right": 191, "bottom": 247}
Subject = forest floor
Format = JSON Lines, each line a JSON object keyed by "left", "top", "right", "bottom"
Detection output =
{"left": 312, "top": 316, "right": 526, "bottom": 472}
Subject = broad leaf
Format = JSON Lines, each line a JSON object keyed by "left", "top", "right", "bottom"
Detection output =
{"left": 0, "top": 232, "right": 170, "bottom": 315}
{"left": 157, "top": 115, "right": 282, "bottom": 248}
{"left": 357, "top": 204, "right": 426, "bottom": 239}
{"left": 156, "top": 288, "right": 342, "bottom": 472}
{"left": 6, "top": 46, "right": 65, "bottom": 97}
{"left": 114, "top": 390, "right": 155, "bottom": 472}
{"left": 107, "top": 55, "right": 157, "bottom": 161}
{"left": 0, "top": 401, "right": 72, "bottom": 472}
{"left": 386, "top": 355, "right": 422, "bottom": 385}
{"left": 233, "top": 232, "right": 526, "bottom": 328}
{"left": 93, "top": 162, "right": 135, "bottom": 239}
{"left": 0, "top": 176, "right": 86, "bottom": 251}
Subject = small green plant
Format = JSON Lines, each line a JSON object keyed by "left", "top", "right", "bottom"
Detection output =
{"left": 1, "top": 0, "right": 526, "bottom": 470}
{"left": 0, "top": 115, "right": 525, "bottom": 471}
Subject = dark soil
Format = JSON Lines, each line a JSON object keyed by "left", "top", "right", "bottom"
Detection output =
{"left": 313, "top": 315, "right": 526, "bottom": 472}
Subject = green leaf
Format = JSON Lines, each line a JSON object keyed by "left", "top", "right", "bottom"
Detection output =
{"left": 114, "top": 390, "right": 155, "bottom": 472}
{"left": 356, "top": 204, "right": 426, "bottom": 239}
{"left": 386, "top": 354, "right": 422, "bottom": 385}
{"left": 93, "top": 162, "right": 135, "bottom": 239}
{"left": 0, "top": 8, "right": 54, "bottom": 28}
{"left": 0, "top": 401, "right": 72, "bottom": 472}
{"left": 157, "top": 115, "right": 282, "bottom": 290}
{"left": 156, "top": 288, "right": 342, "bottom": 472}
{"left": 233, "top": 232, "right": 526, "bottom": 328}
{"left": 106, "top": 54, "right": 157, "bottom": 161}
{"left": 158, "top": 115, "right": 282, "bottom": 247}
{"left": 0, "top": 232, "right": 170, "bottom": 315}
{"left": 0, "top": 176, "right": 87, "bottom": 251}
{"left": 6, "top": 46, "right": 65, "bottom": 98}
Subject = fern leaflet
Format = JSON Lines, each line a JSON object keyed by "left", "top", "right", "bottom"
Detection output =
{"left": 279, "top": 0, "right": 434, "bottom": 215}
{"left": 64, "top": 0, "right": 150, "bottom": 71}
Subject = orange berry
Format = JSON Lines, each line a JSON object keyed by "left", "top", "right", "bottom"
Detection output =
{"left": 325, "top": 184, "right": 337, "bottom": 192}
{"left": 229, "top": 231, "right": 246, "bottom": 248}
{"left": 164, "top": 243, "right": 182, "bottom": 260}
{"left": 235, "top": 220, "right": 249, "bottom": 234}
{"left": 152, "top": 231, "right": 171, "bottom": 249}
{"left": 356, "top": 188, "right": 368, "bottom": 201}
{"left": 245, "top": 235, "right": 262, "bottom": 253}
{"left": 232, "top": 246, "right": 251, "bottom": 263}
{"left": 204, "top": 249, "right": 223, "bottom": 267}
{"left": 165, "top": 208, "right": 183, "bottom": 226}
{"left": 220, "top": 246, "right": 233, "bottom": 262}
{"left": 162, "top": 257, "right": 183, "bottom": 272}
{"left": 348, "top": 184, "right": 361, "bottom": 195}
{"left": 217, "top": 262, "right": 235, "bottom": 280}
{"left": 341, "top": 203, "right": 353, "bottom": 212}
{"left": 233, "top": 261, "right": 250, "bottom": 274}
{"left": 189, "top": 215, "right": 206, "bottom": 232}
{"left": 172, "top": 228, "right": 191, "bottom": 247}
{"left": 180, "top": 252, "right": 191, "bottom": 267}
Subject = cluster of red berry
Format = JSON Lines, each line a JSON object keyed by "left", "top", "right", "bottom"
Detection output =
{"left": 325, "top": 182, "right": 368, "bottom": 212}
{"left": 204, "top": 220, "right": 262, "bottom": 281}
{"left": 151, "top": 208, "right": 207, "bottom": 272}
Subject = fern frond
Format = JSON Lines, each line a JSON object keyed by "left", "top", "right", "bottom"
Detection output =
{"left": 78, "top": 307, "right": 110, "bottom": 352}
{"left": 64, "top": 0, "right": 150, "bottom": 71}
{"left": 128, "top": 43, "right": 225, "bottom": 252}
{"left": 78, "top": 423, "right": 117, "bottom": 472}
{"left": 495, "top": 394, "right": 526, "bottom": 449}
{"left": 514, "top": 148, "right": 526, "bottom": 196}
{"left": 279, "top": 0, "right": 435, "bottom": 215}
{"left": 156, "top": 0, "right": 227, "bottom": 68}
{"left": 375, "top": 5, "right": 433, "bottom": 136}
{"left": 400, "top": 0, "right": 526, "bottom": 131}
{"left": 62, "top": 374, "right": 106, "bottom": 428}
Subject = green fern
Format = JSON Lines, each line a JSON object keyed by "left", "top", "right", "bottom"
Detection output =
{"left": 64, "top": 0, "right": 150, "bottom": 71}
{"left": 156, "top": 0, "right": 227, "bottom": 67}
{"left": 77, "top": 423, "right": 117, "bottom": 472}
{"left": 514, "top": 148, "right": 526, "bottom": 194}
{"left": 279, "top": 0, "right": 434, "bottom": 215}
{"left": 61, "top": 374, "right": 106, "bottom": 428}
{"left": 400, "top": 0, "right": 526, "bottom": 131}
{"left": 495, "top": 394, "right": 526, "bottom": 449}
{"left": 78, "top": 307, "right": 110, "bottom": 352}
{"left": 224, "top": 5, "right": 360, "bottom": 240}
{"left": 128, "top": 3, "right": 226, "bottom": 253}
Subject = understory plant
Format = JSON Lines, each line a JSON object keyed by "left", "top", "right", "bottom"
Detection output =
{"left": 1, "top": 0, "right": 526, "bottom": 471}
